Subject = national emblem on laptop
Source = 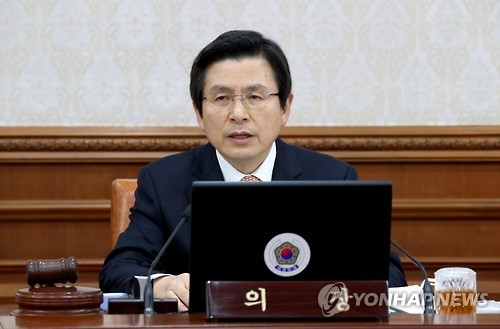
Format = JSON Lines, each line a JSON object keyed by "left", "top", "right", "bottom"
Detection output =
{"left": 264, "top": 232, "right": 311, "bottom": 277}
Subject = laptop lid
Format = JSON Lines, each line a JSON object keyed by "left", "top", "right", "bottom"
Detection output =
{"left": 188, "top": 180, "right": 392, "bottom": 313}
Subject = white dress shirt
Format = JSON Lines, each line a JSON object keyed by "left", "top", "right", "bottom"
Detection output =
{"left": 216, "top": 141, "right": 276, "bottom": 182}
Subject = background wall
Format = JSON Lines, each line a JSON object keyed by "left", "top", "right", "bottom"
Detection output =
{"left": 0, "top": 0, "right": 499, "bottom": 305}
{"left": 1, "top": 0, "right": 499, "bottom": 127}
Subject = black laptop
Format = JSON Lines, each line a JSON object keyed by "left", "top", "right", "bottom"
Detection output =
{"left": 188, "top": 180, "right": 393, "bottom": 313}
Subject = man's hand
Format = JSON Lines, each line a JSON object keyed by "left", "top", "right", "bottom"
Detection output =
{"left": 153, "top": 273, "right": 190, "bottom": 312}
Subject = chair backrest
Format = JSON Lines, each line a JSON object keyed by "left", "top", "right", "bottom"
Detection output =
{"left": 110, "top": 178, "right": 137, "bottom": 249}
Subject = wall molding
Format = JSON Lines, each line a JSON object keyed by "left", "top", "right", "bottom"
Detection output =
{"left": 1, "top": 126, "right": 499, "bottom": 162}
{"left": 1, "top": 198, "right": 499, "bottom": 222}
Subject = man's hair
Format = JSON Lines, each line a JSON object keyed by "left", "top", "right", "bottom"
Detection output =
{"left": 190, "top": 30, "right": 292, "bottom": 116}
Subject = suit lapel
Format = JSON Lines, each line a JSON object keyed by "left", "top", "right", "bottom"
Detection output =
{"left": 190, "top": 139, "right": 303, "bottom": 181}
{"left": 191, "top": 143, "right": 224, "bottom": 181}
{"left": 272, "top": 139, "right": 303, "bottom": 180}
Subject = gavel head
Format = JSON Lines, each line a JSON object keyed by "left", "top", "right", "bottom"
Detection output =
{"left": 25, "top": 257, "right": 79, "bottom": 287}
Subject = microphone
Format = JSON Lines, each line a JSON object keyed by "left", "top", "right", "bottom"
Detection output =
{"left": 143, "top": 204, "right": 191, "bottom": 315}
{"left": 390, "top": 239, "right": 436, "bottom": 314}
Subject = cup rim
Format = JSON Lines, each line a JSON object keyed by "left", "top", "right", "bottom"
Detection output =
{"left": 434, "top": 267, "right": 476, "bottom": 277}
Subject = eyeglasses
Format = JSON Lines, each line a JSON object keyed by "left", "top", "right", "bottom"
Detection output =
{"left": 202, "top": 89, "right": 279, "bottom": 109}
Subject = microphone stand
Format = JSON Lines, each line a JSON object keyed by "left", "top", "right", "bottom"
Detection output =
{"left": 144, "top": 205, "right": 191, "bottom": 315}
{"left": 391, "top": 240, "right": 436, "bottom": 314}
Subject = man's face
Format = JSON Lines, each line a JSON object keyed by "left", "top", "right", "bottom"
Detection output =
{"left": 194, "top": 57, "right": 292, "bottom": 174}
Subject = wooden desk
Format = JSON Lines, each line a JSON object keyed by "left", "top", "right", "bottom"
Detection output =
{"left": 2, "top": 301, "right": 500, "bottom": 328}
{"left": 1, "top": 312, "right": 500, "bottom": 328}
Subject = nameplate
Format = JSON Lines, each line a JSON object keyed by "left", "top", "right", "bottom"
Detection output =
{"left": 206, "top": 280, "right": 389, "bottom": 320}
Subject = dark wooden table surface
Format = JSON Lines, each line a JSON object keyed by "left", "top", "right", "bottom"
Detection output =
{"left": 1, "top": 303, "right": 500, "bottom": 329}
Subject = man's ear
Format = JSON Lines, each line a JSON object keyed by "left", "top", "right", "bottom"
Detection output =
{"left": 281, "top": 93, "right": 293, "bottom": 125}
{"left": 193, "top": 102, "right": 205, "bottom": 131}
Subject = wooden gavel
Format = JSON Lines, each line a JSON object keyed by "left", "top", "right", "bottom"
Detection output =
{"left": 25, "top": 257, "right": 79, "bottom": 287}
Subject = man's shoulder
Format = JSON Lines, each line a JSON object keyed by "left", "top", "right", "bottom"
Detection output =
{"left": 142, "top": 143, "right": 212, "bottom": 172}
{"left": 276, "top": 138, "right": 357, "bottom": 179}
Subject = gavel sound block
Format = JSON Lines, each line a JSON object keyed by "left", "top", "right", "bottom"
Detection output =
{"left": 12, "top": 257, "right": 103, "bottom": 315}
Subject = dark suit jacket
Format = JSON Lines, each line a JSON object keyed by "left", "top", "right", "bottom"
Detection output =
{"left": 99, "top": 139, "right": 407, "bottom": 294}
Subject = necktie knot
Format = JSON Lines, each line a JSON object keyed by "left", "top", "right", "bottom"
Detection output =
{"left": 240, "top": 175, "right": 261, "bottom": 182}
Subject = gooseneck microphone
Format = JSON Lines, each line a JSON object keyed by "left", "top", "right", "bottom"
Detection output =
{"left": 390, "top": 240, "right": 436, "bottom": 314}
{"left": 144, "top": 204, "right": 192, "bottom": 315}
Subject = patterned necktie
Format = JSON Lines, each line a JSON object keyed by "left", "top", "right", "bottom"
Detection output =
{"left": 240, "top": 175, "right": 261, "bottom": 182}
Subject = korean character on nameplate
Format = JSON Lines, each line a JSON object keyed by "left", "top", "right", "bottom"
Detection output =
{"left": 244, "top": 287, "right": 266, "bottom": 311}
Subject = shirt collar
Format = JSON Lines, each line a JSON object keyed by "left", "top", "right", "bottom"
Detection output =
{"left": 216, "top": 141, "right": 276, "bottom": 182}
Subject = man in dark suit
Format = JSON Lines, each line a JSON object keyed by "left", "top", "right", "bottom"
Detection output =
{"left": 99, "top": 30, "right": 407, "bottom": 312}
